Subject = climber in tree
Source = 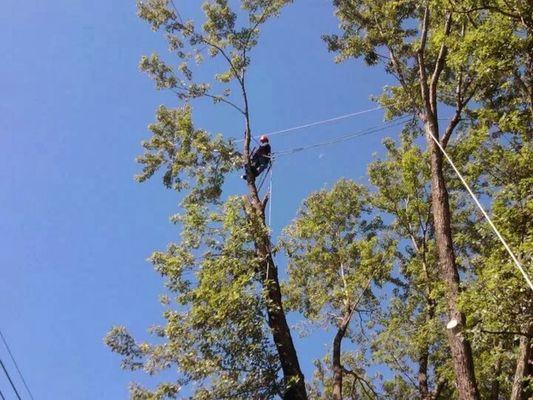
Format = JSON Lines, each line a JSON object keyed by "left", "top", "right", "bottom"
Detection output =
{"left": 242, "top": 135, "right": 271, "bottom": 180}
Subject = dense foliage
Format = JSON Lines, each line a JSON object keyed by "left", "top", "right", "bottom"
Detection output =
{"left": 106, "top": 1, "right": 532, "bottom": 399}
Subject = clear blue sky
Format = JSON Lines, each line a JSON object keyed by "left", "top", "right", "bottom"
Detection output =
{"left": 1, "top": 1, "right": 397, "bottom": 398}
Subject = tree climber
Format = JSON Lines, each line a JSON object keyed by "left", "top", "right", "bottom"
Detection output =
{"left": 242, "top": 135, "right": 271, "bottom": 180}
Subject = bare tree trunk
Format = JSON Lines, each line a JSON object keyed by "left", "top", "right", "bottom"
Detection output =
{"left": 489, "top": 358, "right": 501, "bottom": 400}
{"left": 424, "top": 120, "right": 480, "bottom": 400}
{"left": 332, "top": 311, "right": 351, "bottom": 400}
{"left": 242, "top": 87, "right": 307, "bottom": 400}
{"left": 249, "top": 207, "right": 307, "bottom": 400}
{"left": 418, "top": 349, "right": 430, "bottom": 400}
{"left": 511, "top": 324, "right": 533, "bottom": 400}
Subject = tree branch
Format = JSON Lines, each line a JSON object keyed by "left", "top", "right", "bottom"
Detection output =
{"left": 429, "top": 13, "right": 452, "bottom": 116}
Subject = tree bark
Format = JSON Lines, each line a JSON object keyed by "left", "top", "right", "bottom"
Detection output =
{"left": 418, "top": 349, "right": 430, "bottom": 400}
{"left": 489, "top": 358, "right": 501, "bottom": 400}
{"left": 332, "top": 311, "right": 352, "bottom": 400}
{"left": 511, "top": 323, "right": 533, "bottom": 400}
{"left": 247, "top": 201, "right": 307, "bottom": 400}
{"left": 424, "top": 119, "right": 480, "bottom": 400}
{"left": 242, "top": 83, "right": 307, "bottom": 399}
{"left": 249, "top": 211, "right": 307, "bottom": 399}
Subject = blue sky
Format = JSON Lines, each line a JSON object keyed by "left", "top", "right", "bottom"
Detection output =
{"left": 1, "top": 1, "right": 399, "bottom": 398}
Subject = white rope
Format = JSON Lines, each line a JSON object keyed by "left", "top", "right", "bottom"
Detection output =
{"left": 274, "top": 117, "right": 410, "bottom": 156}
{"left": 268, "top": 162, "right": 273, "bottom": 227}
{"left": 426, "top": 131, "right": 533, "bottom": 291}
{"left": 236, "top": 105, "right": 384, "bottom": 143}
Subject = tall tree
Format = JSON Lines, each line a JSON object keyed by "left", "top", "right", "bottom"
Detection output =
{"left": 324, "top": 2, "right": 528, "bottom": 398}
{"left": 368, "top": 132, "right": 451, "bottom": 400}
{"left": 106, "top": 1, "right": 308, "bottom": 398}
{"left": 282, "top": 179, "right": 394, "bottom": 399}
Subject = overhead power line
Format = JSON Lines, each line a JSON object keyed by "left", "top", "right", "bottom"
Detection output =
{"left": 0, "top": 330, "right": 34, "bottom": 400}
{"left": 0, "top": 387, "right": 5, "bottom": 400}
{"left": 0, "top": 358, "right": 22, "bottom": 400}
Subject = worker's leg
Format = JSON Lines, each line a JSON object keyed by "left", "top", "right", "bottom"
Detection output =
{"left": 255, "top": 161, "right": 269, "bottom": 176}
{"left": 241, "top": 164, "right": 258, "bottom": 180}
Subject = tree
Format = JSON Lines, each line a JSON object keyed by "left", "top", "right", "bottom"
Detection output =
{"left": 106, "top": 1, "right": 308, "bottom": 398}
{"left": 368, "top": 131, "right": 452, "bottom": 400}
{"left": 282, "top": 179, "right": 394, "bottom": 399}
{"left": 324, "top": 2, "right": 529, "bottom": 398}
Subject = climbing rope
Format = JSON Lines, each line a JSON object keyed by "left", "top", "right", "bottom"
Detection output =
{"left": 273, "top": 117, "right": 411, "bottom": 157}
{"left": 426, "top": 130, "right": 533, "bottom": 291}
{"left": 268, "top": 161, "right": 273, "bottom": 227}
{"left": 236, "top": 105, "right": 385, "bottom": 143}
{"left": 256, "top": 162, "right": 273, "bottom": 193}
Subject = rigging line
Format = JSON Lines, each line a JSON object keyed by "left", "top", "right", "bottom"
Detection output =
{"left": 0, "top": 358, "right": 22, "bottom": 400}
{"left": 235, "top": 105, "right": 385, "bottom": 143}
{"left": 0, "top": 330, "right": 34, "bottom": 400}
{"left": 426, "top": 130, "right": 533, "bottom": 291}
{"left": 268, "top": 162, "right": 273, "bottom": 227}
{"left": 256, "top": 163, "right": 272, "bottom": 193}
{"left": 274, "top": 117, "right": 411, "bottom": 157}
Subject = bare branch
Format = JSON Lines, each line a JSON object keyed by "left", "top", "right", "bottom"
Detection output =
{"left": 429, "top": 13, "right": 453, "bottom": 116}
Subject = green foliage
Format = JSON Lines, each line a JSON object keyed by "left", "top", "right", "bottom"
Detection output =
{"left": 107, "top": 1, "right": 533, "bottom": 399}
{"left": 107, "top": 1, "right": 300, "bottom": 398}
{"left": 136, "top": 104, "right": 239, "bottom": 204}
{"left": 282, "top": 179, "right": 393, "bottom": 324}
{"left": 136, "top": 0, "right": 293, "bottom": 109}
{"left": 282, "top": 179, "right": 394, "bottom": 398}
{"left": 106, "top": 197, "right": 283, "bottom": 399}
{"left": 368, "top": 131, "right": 453, "bottom": 398}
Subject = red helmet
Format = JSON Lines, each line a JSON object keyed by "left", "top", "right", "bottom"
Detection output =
{"left": 259, "top": 135, "right": 269, "bottom": 143}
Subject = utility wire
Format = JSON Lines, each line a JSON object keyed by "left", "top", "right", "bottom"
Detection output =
{"left": 0, "top": 330, "right": 34, "bottom": 400}
{"left": 0, "top": 358, "right": 22, "bottom": 400}
{"left": 426, "top": 130, "right": 533, "bottom": 291}
{"left": 0, "top": 387, "right": 5, "bottom": 400}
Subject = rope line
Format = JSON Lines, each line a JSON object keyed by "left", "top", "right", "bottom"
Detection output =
{"left": 0, "top": 329, "right": 35, "bottom": 400}
{"left": 274, "top": 117, "right": 411, "bottom": 157}
{"left": 0, "top": 358, "right": 22, "bottom": 400}
{"left": 268, "top": 163, "right": 273, "bottom": 227}
{"left": 236, "top": 105, "right": 384, "bottom": 143}
{"left": 426, "top": 130, "right": 533, "bottom": 291}
{"left": 256, "top": 163, "right": 272, "bottom": 193}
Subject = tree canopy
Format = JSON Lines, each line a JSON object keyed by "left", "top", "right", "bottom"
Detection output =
{"left": 106, "top": 1, "right": 533, "bottom": 399}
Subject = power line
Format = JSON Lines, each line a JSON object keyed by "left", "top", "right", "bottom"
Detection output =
{"left": 426, "top": 129, "right": 533, "bottom": 291}
{"left": 0, "top": 387, "right": 5, "bottom": 400}
{"left": 0, "top": 358, "right": 22, "bottom": 400}
{"left": 0, "top": 330, "right": 34, "bottom": 400}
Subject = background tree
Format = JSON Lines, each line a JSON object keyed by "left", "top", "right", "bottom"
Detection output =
{"left": 282, "top": 179, "right": 394, "bottom": 399}
{"left": 324, "top": 1, "right": 531, "bottom": 398}
{"left": 368, "top": 131, "right": 452, "bottom": 400}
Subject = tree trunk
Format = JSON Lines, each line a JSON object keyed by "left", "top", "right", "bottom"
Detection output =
{"left": 332, "top": 311, "right": 351, "bottom": 400}
{"left": 511, "top": 324, "right": 533, "bottom": 400}
{"left": 489, "top": 358, "right": 501, "bottom": 400}
{"left": 424, "top": 119, "right": 480, "bottom": 400}
{"left": 264, "top": 253, "right": 307, "bottom": 400}
{"left": 419, "top": 348, "right": 430, "bottom": 400}
{"left": 248, "top": 200, "right": 307, "bottom": 400}
{"left": 243, "top": 105, "right": 307, "bottom": 399}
